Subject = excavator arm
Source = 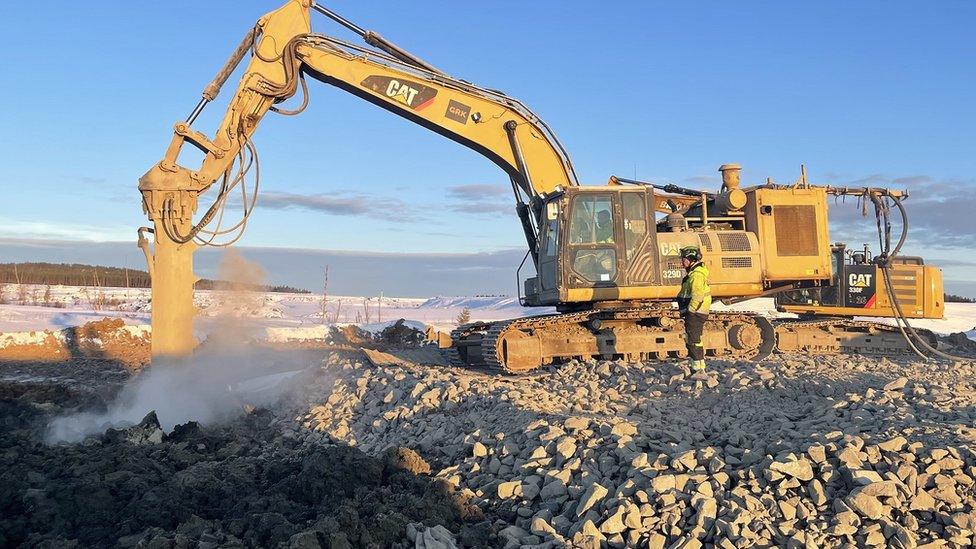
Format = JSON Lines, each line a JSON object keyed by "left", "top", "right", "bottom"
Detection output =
{"left": 138, "top": 0, "right": 578, "bottom": 357}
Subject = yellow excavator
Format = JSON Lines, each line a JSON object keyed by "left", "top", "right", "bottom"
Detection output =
{"left": 139, "top": 1, "right": 946, "bottom": 372}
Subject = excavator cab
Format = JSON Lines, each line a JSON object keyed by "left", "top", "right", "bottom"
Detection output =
{"left": 526, "top": 186, "right": 659, "bottom": 308}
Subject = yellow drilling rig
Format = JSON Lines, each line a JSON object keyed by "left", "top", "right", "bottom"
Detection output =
{"left": 139, "top": 1, "right": 945, "bottom": 372}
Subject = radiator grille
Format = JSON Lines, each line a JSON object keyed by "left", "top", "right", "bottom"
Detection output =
{"left": 698, "top": 233, "right": 713, "bottom": 252}
{"left": 722, "top": 257, "right": 753, "bottom": 269}
{"left": 891, "top": 269, "right": 918, "bottom": 305}
{"left": 773, "top": 205, "right": 818, "bottom": 256}
{"left": 717, "top": 233, "right": 752, "bottom": 252}
{"left": 894, "top": 294, "right": 918, "bottom": 306}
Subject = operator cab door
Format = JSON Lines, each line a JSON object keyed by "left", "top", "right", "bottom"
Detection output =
{"left": 820, "top": 245, "right": 846, "bottom": 306}
{"left": 619, "top": 191, "right": 658, "bottom": 286}
{"left": 537, "top": 198, "right": 561, "bottom": 292}
{"left": 565, "top": 193, "right": 621, "bottom": 289}
{"left": 559, "top": 188, "right": 659, "bottom": 295}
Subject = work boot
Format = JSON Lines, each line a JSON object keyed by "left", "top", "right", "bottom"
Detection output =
{"left": 689, "top": 360, "right": 708, "bottom": 381}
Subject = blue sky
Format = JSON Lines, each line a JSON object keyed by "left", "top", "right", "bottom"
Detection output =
{"left": 0, "top": 1, "right": 974, "bottom": 295}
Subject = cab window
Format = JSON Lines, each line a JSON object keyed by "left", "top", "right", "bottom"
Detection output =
{"left": 543, "top": 201, "right": 560, "bottom": 257}
{"left": 573, "top": 249, "right": 617, "bottom": 283}
{"left": 569, "top": 195, "right": 615, "bottom": 244}
{"left": 621, "top": 193, "right": 647, "bottom": 259}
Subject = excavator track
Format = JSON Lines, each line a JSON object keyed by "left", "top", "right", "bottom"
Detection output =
{"left": 450, "top": 306, "right": 775, "bottom": 374}
{"left": 447, "top": 310, "right": 939, "bottom": 373}
{"left": 773, "top": 317, "right": 938, "bottom": 356}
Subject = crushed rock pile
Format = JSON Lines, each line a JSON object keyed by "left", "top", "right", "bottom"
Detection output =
{"left": 294, "top": 352, "right": 976, "bottom": 548}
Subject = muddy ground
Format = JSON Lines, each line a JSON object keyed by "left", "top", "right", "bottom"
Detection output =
{"left": 0, "top": 357, "right": 494, "bottom": 548}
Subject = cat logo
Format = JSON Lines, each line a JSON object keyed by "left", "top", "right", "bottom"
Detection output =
{"left": 386, "top": 80, "right": 418, "bottom": 105}
{"left": 361, "top": 75, "right": 437, "bottom": 111}
{"left": 848, "top": 273, "right": 873, "bottom": 288}
{"left": 659, "top": 242, "right": 680, "bottom": 256}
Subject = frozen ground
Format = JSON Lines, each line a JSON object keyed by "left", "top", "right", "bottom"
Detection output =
{"left": 0, "top": 284, "right": 543, "bottom": 336}
{"left": 2, "top": 284, "right": 976, "bottom": 547}
{"left": 2, "top": 284, "right": 974, "bottom": 347}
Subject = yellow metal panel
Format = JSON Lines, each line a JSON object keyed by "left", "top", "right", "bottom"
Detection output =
{"left": 922, "top": 265, "right": 945, "bottom": 319}
{"left": 780, "top": 264, "right": 945, "bottom": 320}
{"left": 745, "top": 187, "right": 831, "bottom": 281}
{"left": 565, "top": 282, "right": 765, "bottom": 303}
{"left": 654, "top": 230, "right": 762, "bottom": 286}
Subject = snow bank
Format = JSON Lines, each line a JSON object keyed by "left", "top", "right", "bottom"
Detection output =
{"left": 0, "top": 329, "right": 66, "bottom": 349}
{"left": 264, "top": 325, "right": 330, "bottom": 343}
{"left": 859, "top": 303, "right": 976, "bottom": 336}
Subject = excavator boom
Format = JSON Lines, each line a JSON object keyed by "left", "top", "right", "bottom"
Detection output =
{"left": 139, "top": 0, "right": 578, "bottom": 358}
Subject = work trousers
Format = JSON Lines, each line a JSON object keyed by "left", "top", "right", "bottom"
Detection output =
{"left": 684, "top": 311, "right": 708, "bottom": 361}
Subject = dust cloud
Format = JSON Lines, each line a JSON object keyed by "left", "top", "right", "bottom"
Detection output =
{"left": 46, "top": 250, "right": 318, "bottom": 443}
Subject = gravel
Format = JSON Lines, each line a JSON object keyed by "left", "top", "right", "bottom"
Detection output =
{"left": 289, "top": 349, "right": 976, "bottom": 548}
{"left": 3, "top": 332, "right": 976, "bottom": 548}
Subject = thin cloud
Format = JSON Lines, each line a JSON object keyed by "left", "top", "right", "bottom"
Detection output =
{"left": 447, "top": 184, "right": 509, "bottom": 200}
{"left": 444, "top": 184, "right": 512, "bottom": 217}
{"left": 448, "top": 202, "right": 512, "bottom": 216}
{"left": 825, "top": 175, "right": 976, "bottom": 249}
{"left": 259, "top": 191, "right": 421, "bottom": 223}
{"left": 846, "top": 174, "right": 888, "bottom": 186}
{"left": 684, "top": 175, "right": 719, "bottom": 186}
{"left": 928, "top": 258, "right": 976, "bottom": 268}
{"left": 892, "top": 175, "right": 933, "bottom": 186}
{"left": 0, "top": 217, "right": 133, "bottom": 242}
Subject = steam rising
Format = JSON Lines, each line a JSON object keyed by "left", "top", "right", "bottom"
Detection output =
{"left": 47, "top": 250, "right": 316, "bottom": 443}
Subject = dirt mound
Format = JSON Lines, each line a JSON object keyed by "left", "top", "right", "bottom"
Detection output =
{"left": 0, "top": 404, "right": 494, "bottom": 547}
{"left": 944, "top": 331, "right": 976, "bottom": 355}
{"left": 330, "top": 319, "right": 428, "bottom": 350}
{"left": 377, "top": 320, "right": 428, "bottom": 348}
{"left": 0, "top": 318, "right": 150, "bottom": 369}
{"left": 0, "top": 331, "right": 65, "bottom": 362}
{"left": 72, "top": 318, "right": 150, "bottom": 369}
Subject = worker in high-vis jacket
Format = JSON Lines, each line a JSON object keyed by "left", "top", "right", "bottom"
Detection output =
{"left": 676, "top": 246, "right": 711, "bottom": 373}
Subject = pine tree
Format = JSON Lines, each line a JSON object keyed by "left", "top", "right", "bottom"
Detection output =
{"left": 456, "top": 307, "right": 471, "bottom": 325}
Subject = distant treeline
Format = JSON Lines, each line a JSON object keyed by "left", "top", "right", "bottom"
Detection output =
{"left": 0, "top": 263, "right": 309, "bottom": 294}
{"left": 945, "top": 293, "right": 975, "bottom": 304}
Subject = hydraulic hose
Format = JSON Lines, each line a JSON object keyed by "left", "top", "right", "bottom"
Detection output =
{"left": 871, "top": 193, "right": 928, "bottom": 360}
{"left": 876, "top": 194, "right": 971, "bottom": 362}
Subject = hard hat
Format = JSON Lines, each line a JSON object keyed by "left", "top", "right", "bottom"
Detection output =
{"left": 679, "top": 246, "right": 702, "bottom": 261}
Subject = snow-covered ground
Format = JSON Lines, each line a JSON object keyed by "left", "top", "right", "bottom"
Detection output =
{"left": 1, "top": 284, "right": 974, "bottom": 342}
{"left": 715, "top": 298, "right": 976, "bottom": 336}
{"left": 0, "top": 284, "right": 545, "bottom": 343}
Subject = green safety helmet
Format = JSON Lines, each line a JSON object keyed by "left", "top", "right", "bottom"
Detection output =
{"left": 679, "top": 246, "right": 702, "bottom": 261}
